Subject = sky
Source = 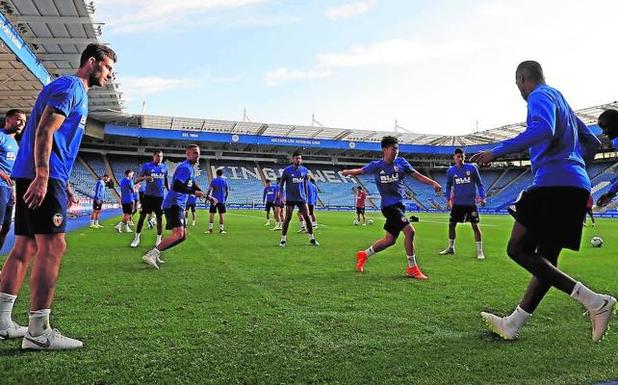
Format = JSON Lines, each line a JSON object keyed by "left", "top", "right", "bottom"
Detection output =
{"left": 96, "top": 0, "right": 618, "bottom": 136}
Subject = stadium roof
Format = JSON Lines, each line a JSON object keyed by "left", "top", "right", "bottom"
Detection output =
{"left": 0, "top": 0, "right": 123, "bottom": 119}
{"left": 114, "top": 101, "right": 618, "bottom": 146}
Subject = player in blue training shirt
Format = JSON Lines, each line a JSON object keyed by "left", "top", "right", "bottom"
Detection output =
{"left": 89, "top": 174, "right": 111, "bottom": 228}
{"left": 131, "top": 183, "right": 140, "bottom": 225}
{"left": 470, "top": 61, "right": 614, "bottom": 342}
{"left": 262, "top": 179, "right": 278, "bottom": 227}
{"left": 342, "top": 136, "right": 441, "bottom": 279}
{"left": 114, "top": 170, "right": 135, "bottom": 233}
{"left": 278, "top": 151, "right": 318, "bottom": 247}
{"left": 297, "top": 177, "right": 319, "bottom": 231}
{"left": 439, "top": 148, "right": 487, "bottom": 259}
{"left": 185, "top": 193, "right": 197, "bottom": 226}
{"left": 271, "top": 177, "right": 284, "bottom": 230}
{"left": 597, "top": 109, "right": 618, "bottom": 208}
{"left": 0, "top": 109, "right": 26, "bottom": 251}
{"left": 131, "top": 150, "right": 169, "bottom": 248}
{"left": 0, "top": 44, "right": 116, "bottom": 350}
{"left": 206, "top": 168, "right": 230, "bottom": 234}
{"left": 142, "top": 145, "right": 215, "bottom": 269}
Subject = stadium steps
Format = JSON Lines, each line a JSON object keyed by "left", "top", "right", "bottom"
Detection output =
{"left": 590, "top": 161, "right": 618, "bottom": 182}
{"left": 101, "top": 154, "right": 121, "bottom": 203}
{"left": 487, "top": 167, "right": 512, "bottom": 193}
{"left": 402, "top": 180, "right": 429, "bottom": 210}
{"left": 204, "top": 159, "right": 213, "bottom": 180}
{"left": 493, "top": 168, "right": 529, "bottom": 197}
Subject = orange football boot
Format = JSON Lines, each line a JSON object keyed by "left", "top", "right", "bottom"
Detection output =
{"left": 406, "top": 265, "right": 428, "bottom": 280}
{"left": 356, "top": 250, "right": 368, "bottom": 272}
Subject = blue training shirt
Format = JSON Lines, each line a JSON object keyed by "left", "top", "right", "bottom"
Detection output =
{"left": 263, "top": 185, "right": 277, "bottom": 203}
{"left": 307, "top": 182, "right": 318, "bottom": 205}
{"left": 140, "top": 161, "right": 168, "bottom": 197}
{"left": 12, "top": 76, "right": 88, "bottom": 184}
{"left": 444, "top": 163, "right": 485, "bottom": 206}
{"left": 93, "top": 179, "right": 105, "bottom": 201}
{"left": 163, "top": 160, "right": 195, "bottom": 210}
{"left": 0, "top": 129, "right": 18, "bottom": 188}
{"left": 281, "top": 165, "right": 309, "bottom": 202}
{"left": 610, "top": 138, "right": 618, "bottom": 195}
{"left": 491, "top": 84, "right": 600, "bottom": 190}
{"left": 186, "top": 194, "right": 197, "bottom": 206}
{"left": 362, "top": 157, "right": 415, "bottom": 208}
{"left": 209, "top": 176, "right": 229, "bottom": 203}
{"left": 120, "top": 177, "right": 134, "bottom": 204}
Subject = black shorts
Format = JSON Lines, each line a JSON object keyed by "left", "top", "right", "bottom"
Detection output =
{"left": 122, "top": 203, "right": 133, "bottom": 214}
{"left": 308, "top": 204, "right": 315, "bottom": 214}
{"left": 286, "top": 201, "right": 307, "bottom": 210}
{"left": 275, "top": 202, "right": 284, "bottom": 209}
{"left": 508, "top": 186, "right": 589, "bottom": 251}
{"left": 209, "top": 202, "right": 227, "bottom": 214}
{"left": 15, "top": 178, "right": 67, "bottom": 236}
{"left": 356, "top": 207, "right": 365, "bottom": 215}
{"left": 450, "top": 204, "right": 480, "bottom": 223}
{"left": 265, "top": 201, "right": 274, "bottom": 211}
{"left": 0, "top": 186, "right": 14, "bottom": 227}
{"left": 164, "top": 205, "right": 186, "bottom": 230}
{"left": 92, "top": 199, "right": 103, "bottom": 211}
{"left": 381, "top": 203, "right": 409, "bottom": 237}
{"left": 138, "top": 192, "right": 144, "bottom": 202}
{"left": 141, "top": 195, "right": 163, "bottom": 216}
{"left": 186, "top": 204, "right": 196, "bottom": 212}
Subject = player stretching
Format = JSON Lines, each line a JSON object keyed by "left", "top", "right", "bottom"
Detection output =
{"left": 131, "top": 150, "right": 169, "bottom": 248}
{"left": 263, "top": 179, "right": 277, "bottom": 226}
{"left": 354, "top": 186, "right": 367, "bottom": 225}
{"left": 185, "top": 194, "right": 197, "bottom": 226}
{"left": 278, "top": 151, "right": 318, "bottom": 247}
{"left": 89, "top": 174, "right": 110, "bottom": 228}
{"left": 342, "top": 136, "right": 441, "bottom": 279}
{"left": 206, "top": 168, "right": 229, "bottom": 234}
{"left": 142, "top": 145, "right": 215, "bottom": 269}
{"left": 439, "top": 148, "right": 486, "bottom": 259}
{"left": 0, "top": 43, "right": 116, "bottom": 349}
{"left": 470, "top": 61, "right": 614, "bottom": 342}
{"left": 114, "top": 169, "right": 135, "bottom": 233}
{"left": 0, "top": 109, "right": 26, "bottom": 251}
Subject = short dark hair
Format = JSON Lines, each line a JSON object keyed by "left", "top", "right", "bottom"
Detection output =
{"left": 124, "top": 169, "right": 132, "bottom": 176}
{"left": 309, "top": 177, "right": 315, "bottom": 183}
{"left": 153, "top": 149, "right": 163, "bottom": 155}
{"left": 5, "top": 109, "right": 25, "bottom": 119}
{"left": 276, "top": 177, "right": 281, "bottom": 182}
{"left": 381, "top": 135, "right": 398, "bottom": 149}
{"left": 80, "top": 43, "right": 117, "bottom": 67}
{"left": 598, "top": 109, "right": 618, "bottom": 139}
{"left": 216, "top": 169, "right": 224, "bottom": 176}
{"left": 265, "top": 179, "right": 271, "bottom": 184}
{"left": 103, "top": 174, "right": 109, "bottom": 178}
{"left": 186, "top": 144, "right": 199, "bottom": 151}
{"left": 454, "top": 148, "right": 464, "bottom": 155}
{"left": 357, "top": 186, "right": 362, "bottom": 190}
{"left": 292, "top": 150, "right": 302, "bottom": 158}
{"left": 516, "top": 60, "right": 544, "bottom": 82}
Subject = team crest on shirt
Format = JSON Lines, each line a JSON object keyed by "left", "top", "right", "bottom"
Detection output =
{"left": 466, "top": 170, "right": 470, "bottom": 176}
{"left": 401, "top": 215, "right": 408, "bottom": 223}
{"left": 394, "top": 166, "right": 400, "bottom": 172}
{"left": 52, "top": 213, "right": 63, "bottom": 227}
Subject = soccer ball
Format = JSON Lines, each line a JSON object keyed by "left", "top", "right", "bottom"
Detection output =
{"left": 591, "top": 236, "right": 603, "bottom": 248}
{"left": 367, "top": 219, "right": 374, "bottom": 225}
{"left": 353, "top": 219, "right": 359, "bottom": 226}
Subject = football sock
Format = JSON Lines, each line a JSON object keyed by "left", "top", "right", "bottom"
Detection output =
{"left": 505, "top": 306, "right": 531, "bottom": 329}
{"left": 449, "top": 239, "right": 455, "bottom": 249}
{"left": 365, "top": 246, "right": 375, "bottom": 257}
{"left": 209, "top": 223, "right": 214, "bottom": 230}
{"left": 156, "top": 235, "right": 162, "bottom": 244}
{"left": 28, "top": 309, "right": 51, "bottom": 337}
{"left": 571, "top": 282, "right": 605, "bottom": 310}
{"left": 406, "top": 254, "right": 417, "bottom": 268}
{"left": 219, "top": 224, "right": 224, "bottom": 231}
{"left": 90, "top": 220, "right": 94, "bottom": 226}
{"left": 310, "top": 234, "right": 315, "bottom": 240}
{"left": 281, "top": 235, "right": 287, "bottom": 242}
{"left": 0, "top": 292, "right": 17, "bottom": 327}
{"left": 476, "top": 241, "right": 483, "bottom": 253}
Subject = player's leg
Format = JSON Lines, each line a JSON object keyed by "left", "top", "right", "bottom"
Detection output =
{"left": 279, "top": 204, "right": 295, "bottom": 246}
{"left": 218, "top": 210, "right": 226, "bottom": 233}
{"left": 208, "top": 207, "right": 215, "bottom": 233}
{"left": 440, "top": 221, "right": 457, "bottom": 255}
{"left": 153, "top": 202, "right": 164, "bottom": 246}
{"left": 131, "top": 210, "right": 148, "bottom": 247}
{"left": 143, "top": 206, "right": 186, "bottom": 269}
{"left": 265, "top": 204, "right": 271, "bottom": 225}
{"left": 401, "top": 224, "right": 428, "bottom": 279}
{"left": 296, "top": 210, "right": 305, "bottom": 232}
{"left": 298, "top": 204, "right": 317, "bottom": 245}
{"left": 309, "top": 205, "right": 317, "bottom": 228}
{"left": 155, "top": 227, "right": 186, "bottom": 252}
{"left": 0, "top": 192, "right": 13, "bottom": 250}
{"left": 191, "top": 206, "right": 196, "bottom": 226}
{"left": 471, "top": 221, "right": 484, "bottom": 259}
{"left": 0, "top": 235, "right": 36, "bottom": 338}
{"left": 355, "top": 231, "right": 396, "bottom": 272}
{"left": 588, "top": 209, "right": 596, "bottom": 227}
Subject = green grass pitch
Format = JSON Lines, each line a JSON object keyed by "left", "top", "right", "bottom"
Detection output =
{"left": 1, "top": 210, "right": 617, "bottom": 385}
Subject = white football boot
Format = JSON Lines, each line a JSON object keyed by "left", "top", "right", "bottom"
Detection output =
{"left": 481, "top": 312, "right": 518, "bottom": 340}
{"left": 22, "top": 328, "right": 83, "bottom": 350}
{"left": 0, "top": 320, "right": 28, "bottom": 340}
{"left": 586, "top": 295, "right": 617, "bottom": 342}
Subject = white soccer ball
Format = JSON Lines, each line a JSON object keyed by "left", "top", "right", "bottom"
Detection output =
{"left": 353, "top": 219, "right": 359, "bottom": 226}
{"left": 367, "top": 219, "right": 374, "bottom": 225}
{"left": 591, "top": 236, "right": 603, "bottom": 248}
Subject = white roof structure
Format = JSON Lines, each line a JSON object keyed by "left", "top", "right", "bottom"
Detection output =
{"left": 0, "top": 0, "right": 123, "bottom": 119}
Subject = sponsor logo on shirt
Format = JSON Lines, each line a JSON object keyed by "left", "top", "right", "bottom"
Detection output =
{"left": 379, "top": 173, "right": 400, "bottom": 184}
{"left": 455, "top": 176, "right": 471, "bottom": 185}
{"left": 79, "top": 115, "right": 87, "bottom": 130}
{"left": 150, "top": 171, "right": 166, "bottom": 179}
{"left": 6, "top": 151, "right": 16, "bottom": 161}
{"left": 292, "top": 177, "right": 304, "bottom": 183}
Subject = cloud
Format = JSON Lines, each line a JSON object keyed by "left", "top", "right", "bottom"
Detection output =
{"left": 325, "top": 0, "right": 375, "bottom": 20}
{"left": 96, "top": 0, "right": 272, "bottom": 34}
{"left": 265, "top": 67, "right": 331, "bottom": 86}
{"left": 208, "top": 73, "right": 246, "bottom": 83}
{"left": 119, "top": 76, "right": 199, "bottom": 101}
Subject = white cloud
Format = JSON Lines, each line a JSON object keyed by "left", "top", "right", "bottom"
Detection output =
{"left": 264, "top": 67, "right": 331, "bottom": 87}
{"left": 326, "top": 0, "right": 375, "bottom": 20}
{"left": 120, "top": 76, "right": 198, "bottom": 101}
{"left": 96, "top": 0, "right": 271, "bottom": 33}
